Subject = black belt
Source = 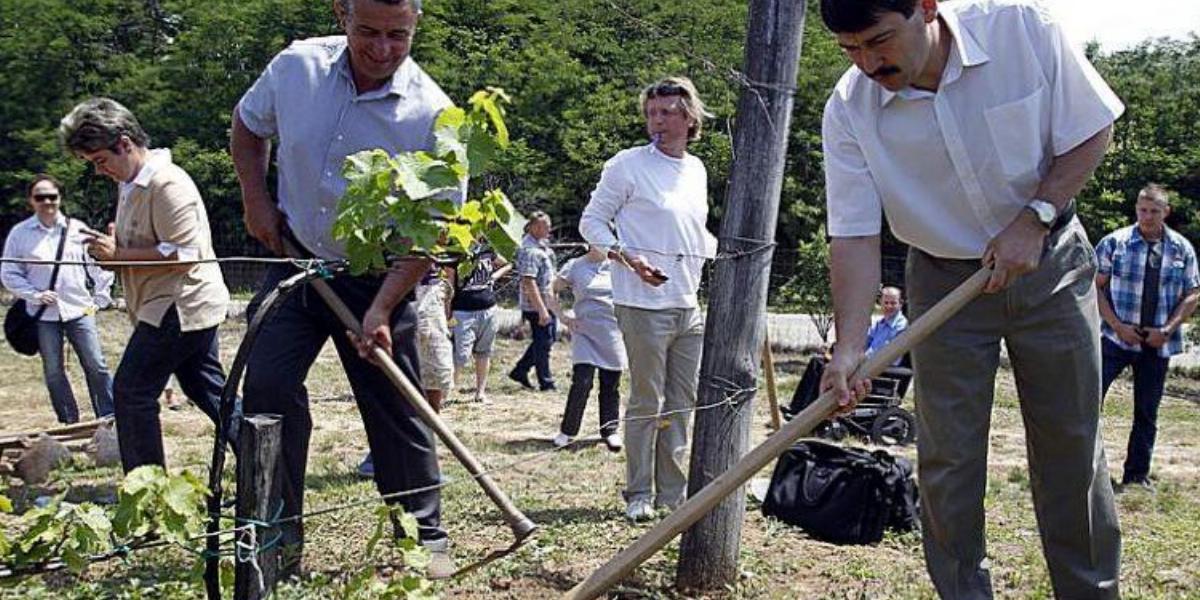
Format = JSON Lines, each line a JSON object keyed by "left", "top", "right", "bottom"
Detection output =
{"left": 1049, "top": 200, "right": 1076, "bottom": 234}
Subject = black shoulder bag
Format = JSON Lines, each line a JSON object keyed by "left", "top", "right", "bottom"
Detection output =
{"left": 761, "top": 440, "right": 920, "bottom": 545}
{"left": 5, "top": 221, "right": 70, "bottom": 355}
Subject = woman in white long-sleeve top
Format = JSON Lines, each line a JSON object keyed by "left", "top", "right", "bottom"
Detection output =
{"left": 578, "top": 76, "right": 717, "bottom": 522}
{"left": 2, "top": 174, "right": 116, "bottom": 424}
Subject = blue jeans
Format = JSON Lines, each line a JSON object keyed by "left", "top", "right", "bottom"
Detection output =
{"left": 1100, "top": 337, "right": 1170, "bottom": 483}
{"left": 113, "top": 307, "right": 239, "bottom": 472}
{"left": 36, "top": 314, "right": 114, "bottom": 424}
{"left": 513, "top": 311, "right": 557, "bottom": 389}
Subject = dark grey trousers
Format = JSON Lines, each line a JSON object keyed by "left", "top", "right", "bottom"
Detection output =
{"left": 907, "top": 220, "right": 1120, "bottom": 599}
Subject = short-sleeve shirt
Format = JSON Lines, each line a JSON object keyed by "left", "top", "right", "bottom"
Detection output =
{"left": 1096, "top": 224, "right": 1199, "bottom": 357}
{"left": 452, "top": 249, "right": 500, "bottom": 311}
{"left": 114, "top": 149, "right": 229, "bottom": 331}
{"left": 822, "top": 0, "right": 1124, "bottom": 259}
{"left": 557, "top": 257, "right": 626, "bottom": 370}
{"left": 236, "top": 36, "right": 454, "bottom": 260}
{"left": 865, "top": 312, "right": 908, "bottom": 358}
{"left": 516, "top": 234, "right": 555, "bottom": 312}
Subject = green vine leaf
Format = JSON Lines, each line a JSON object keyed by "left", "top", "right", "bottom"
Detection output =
{"left": 333, "top": 87, "right": 526, "bottom": 276}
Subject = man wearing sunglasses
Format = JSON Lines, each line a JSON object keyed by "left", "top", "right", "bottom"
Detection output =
{"left": 2, "top": 174, "right": 115, "bottom": 424}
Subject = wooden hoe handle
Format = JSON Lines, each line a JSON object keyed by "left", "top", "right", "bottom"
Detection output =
{"left": 562, "top": 267, "right": 991, "bottom": 600}
{"left": 285, "top": 240, "right": 537, "bottom": 545}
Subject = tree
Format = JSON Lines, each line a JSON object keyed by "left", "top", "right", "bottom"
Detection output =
{"left": 776, "top": 230, "right": 834, "bottom": 343}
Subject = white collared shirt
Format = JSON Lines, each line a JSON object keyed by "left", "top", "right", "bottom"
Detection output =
{"left": 2, "top": 214, "right": 115, "bottom": 321}
{"left": 823, "top": 0, "right": 1124, "bottom": 258}
{"left": 580, "top": 143, "right": 717, "bottom": 310}
{"left": 120, "top": 148, "right": 200, "bottom": 261}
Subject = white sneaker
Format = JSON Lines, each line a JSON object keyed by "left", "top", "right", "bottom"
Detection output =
{"left": 625, "top": 498, "right": 655, "bottom": 522}
{"left": 552, "top": 433, "right": 572, "bottom": 448}
{"left": 603, "top": 433, "right": 623, "bottom": 452}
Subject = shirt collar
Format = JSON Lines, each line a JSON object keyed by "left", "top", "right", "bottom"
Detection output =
{"left": 1130, "top": 224, "right": 1173, "bottom": 248}
{"left": 879, "top": 9, "right": 991, "bottom": 107}
{"left": 28, "top": 213, "right": 67, "bottom": 232}
{"left": 335, "top": 44, "right": 414, "bottom": 100}
{"left": 129, "top": 148, "right": 172, "bottom": 189}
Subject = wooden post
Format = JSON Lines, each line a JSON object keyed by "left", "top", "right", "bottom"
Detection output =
{"left": 761, "top": 333, "right": 782, "bottom": 430}
{"left": 234, "top": 414, "right": 283, "bottom": 600}
{"left": 675, "top": 0, "right": 807, "bottom": 592}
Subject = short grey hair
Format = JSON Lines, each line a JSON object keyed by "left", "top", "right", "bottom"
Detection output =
{"left": 59, "top": 97, "right": 150, "bottom": 154}
{"left": 1138, "top": 183, "right": 1171, "bottom": 208}
{"left": 338, "top": 0, "right": 423, "bottom": 17}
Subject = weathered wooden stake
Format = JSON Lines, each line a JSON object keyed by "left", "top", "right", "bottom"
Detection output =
{"left": 234, "top": 414, "right": 283, "bottom": 600}
{"left": 761, "top": 333, "right": 782, "bottom": 430}
{"left": 675, "top": 0, "right": 807, "bottom": 592}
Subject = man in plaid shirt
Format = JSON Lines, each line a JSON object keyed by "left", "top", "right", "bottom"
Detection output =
{"left": 1096, "top": 183, "right": 1200, "bottom": 489}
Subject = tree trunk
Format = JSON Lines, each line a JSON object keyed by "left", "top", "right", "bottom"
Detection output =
{"left": 675, "top": 0, "right": 807, "bottom": 591}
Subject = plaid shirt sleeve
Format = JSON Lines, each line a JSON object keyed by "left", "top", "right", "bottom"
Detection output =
{"left": 1096, "top": 229, "right": 1147, "bottom": 352}
{"left": 516, "top": 246, "right": 539, "bottom": 278}
{"left": 1095, "top": 235, "right": 1114, "bottom": 275}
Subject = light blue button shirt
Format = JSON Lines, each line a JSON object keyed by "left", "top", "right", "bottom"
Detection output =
{"left": 237, "top": 36, "right": 455, "bottom": 260}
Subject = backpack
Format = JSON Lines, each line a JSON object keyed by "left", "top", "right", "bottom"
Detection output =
{"left": 761, "top": 440, "right": 919, "bottom": 545}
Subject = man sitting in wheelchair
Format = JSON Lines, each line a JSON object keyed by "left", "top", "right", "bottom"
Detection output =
{"left": 782, "top": 286, "right": 915, "bottom": 445}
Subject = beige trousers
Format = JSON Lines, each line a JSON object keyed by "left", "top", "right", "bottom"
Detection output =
{"left": 614, "top": 305, "right": 704, "bottom": 508}
{"left": 907, "top": 221, "right": 1120, "bottom": 599}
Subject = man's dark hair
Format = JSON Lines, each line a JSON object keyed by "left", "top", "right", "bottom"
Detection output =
{"left": 26, "top": 173, "right": 64, "bottom": 198}
{"left": 820, "top": 0, "right": 919, "bottom": 33}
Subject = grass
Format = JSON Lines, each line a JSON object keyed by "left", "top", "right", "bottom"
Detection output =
{"left": 2, "top": 310, "right": 1200, "bottom": 598}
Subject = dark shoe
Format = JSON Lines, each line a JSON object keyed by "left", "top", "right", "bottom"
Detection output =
{"left": 423, "top": 538, "right": 456, "bottom": 580}
{"left": 357, "top": 453, "right": 374, "bottom": 479}
{"left": 1121, "top": 477, "right": 1155, "bottom": 493}
{"left": 508, "top": 370, "right": 534, "bottom": 390}
{"left": 539, "top": 382, "right": 558, "bottom": 392}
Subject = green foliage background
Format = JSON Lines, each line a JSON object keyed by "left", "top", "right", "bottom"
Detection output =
{"left": 0, "top": 0, "right": 1197, "bottom": 284}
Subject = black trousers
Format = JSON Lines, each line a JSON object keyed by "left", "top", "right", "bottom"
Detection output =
{"left": 113, "top": 307, "right": 239, "bottom": 472}
{"left": 244, "top": 264, "right": 445, "bottom": 543}
{"left": 1100, "top": 337, "right": 1170, "bottom": 483}
{"left": 786, "top": 356, "right": 827, "bottom": 414}
{"left": 512, "top": 311, "right": 557, "bottom": 388}
{"left": 559, "top": 363, "right": 621, "bottom": 437}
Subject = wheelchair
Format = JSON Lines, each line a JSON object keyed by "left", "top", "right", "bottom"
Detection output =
{"left": 783, "top": 354, "right": 917, "bottom": 446}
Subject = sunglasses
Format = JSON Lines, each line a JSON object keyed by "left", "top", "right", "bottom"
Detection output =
{"left": 33, "top": 194, "right": 60, "bottom": 203}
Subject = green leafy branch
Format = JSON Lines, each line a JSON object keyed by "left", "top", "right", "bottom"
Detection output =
{"left": 332, "top": 87, "right": 528, "bottom": 277}
{"left": 279, "top": 505, "right": 437, "bottom": 600}
{"left": 0, "top": 465, "right": 208, "bottom": 577}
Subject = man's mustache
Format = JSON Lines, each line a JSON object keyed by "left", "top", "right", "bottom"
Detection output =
{"left": 868, "top": 66, "right": 902, "bottom": 79}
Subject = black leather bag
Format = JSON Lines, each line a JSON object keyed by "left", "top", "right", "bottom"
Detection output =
{"left": 761, "top": 440, "right": 919, "bottom": 545}
{"left": 4, "top": 221, "right": 70, "bottom": 356}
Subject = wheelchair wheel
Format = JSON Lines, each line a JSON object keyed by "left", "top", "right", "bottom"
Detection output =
{"left": 815, "top": 420, "right": 848, "bottom": 442}
{"left": 870, "top": 407, "right": 916, "bottom": 445}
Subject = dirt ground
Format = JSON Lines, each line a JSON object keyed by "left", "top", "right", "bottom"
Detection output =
{"left": 2, "top": 311, "right": 1199, "bottom": 598}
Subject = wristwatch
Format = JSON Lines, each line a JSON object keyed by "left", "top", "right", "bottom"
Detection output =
{"left": 1024, "top": 199, "right": 1057, "bottom": 230}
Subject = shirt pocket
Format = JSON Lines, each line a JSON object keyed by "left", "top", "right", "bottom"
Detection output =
{"left": 984, "top": 86, "right": 1048, "bottom": 185}
{"left": 1162, "top": 259, "right": 1188, "bottom": 287}
{"left": 1109, "top": 251, "right": 1137, "bottom": 280}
